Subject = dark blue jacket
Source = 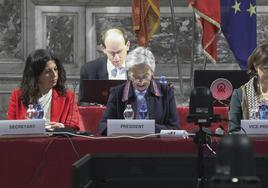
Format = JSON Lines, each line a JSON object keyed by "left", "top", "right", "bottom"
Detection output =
{"left": 79, "top": 57, "right": 108, "bottom": 103}
{"left": 98, "top": 80, "right": 179, "bottom": 135}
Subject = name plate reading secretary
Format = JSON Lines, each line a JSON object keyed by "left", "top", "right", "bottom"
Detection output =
{"left": 0, "top": 119, "right": 45, "bottom": 136}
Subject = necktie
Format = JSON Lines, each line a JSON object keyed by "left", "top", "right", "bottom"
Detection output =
{"left": 136, "top": 91, "right": 148, "bottom": 119}
{"left": 118, "top": 67, "right": 127, "bottom": 75}
{"left": 111, "top": 68, "right": 117, "bottom": 78}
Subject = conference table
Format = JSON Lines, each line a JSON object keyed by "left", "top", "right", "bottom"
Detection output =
{"left": 1, "top": 106, "right": 268, "bottom": 188}
{"left": 1, "top": 134, "right": 268, "bottom": 188}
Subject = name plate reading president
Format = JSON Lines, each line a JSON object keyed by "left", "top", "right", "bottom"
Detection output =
{"left": 241, "top": 120, "right": 268, "bottom": 135}
{"left": 107, "top": 119, "right": 155, "bottom": 136}
{"left": 0, "top": 119, "right": 45, "bottom": 136}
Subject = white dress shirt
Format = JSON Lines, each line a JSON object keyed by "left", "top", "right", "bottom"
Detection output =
{"left": 107, "top": 59, "right": 127, "bottom": 80}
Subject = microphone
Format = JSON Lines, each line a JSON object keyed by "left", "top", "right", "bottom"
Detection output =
{"left": 220, "top": 119, "right": 248, "bottom": 135}
{"left": 51, "top": 81, "right": 93, "bottom": 136}
{"left": 215, "top": 127, "right": 225, "bottom": 136}
{"left": 51, "top": 81, "right": 78, "bottom": 135}
{"left": 67, "top": 81, "right": 78, "bottom": 128}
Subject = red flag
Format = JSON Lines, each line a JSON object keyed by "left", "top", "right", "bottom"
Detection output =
{"left": 132, "top": 0, "right": 160, "bottom": 47}
{"left": 188, "top": 0, "right": 221, "bottom": 63}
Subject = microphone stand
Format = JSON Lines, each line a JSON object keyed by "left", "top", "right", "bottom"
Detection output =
{"left": 51, "top": 82, "right": 78, "bottom": 135}
{"left": 169, "top": 0, "right": 185, "bottom": 102}
{"left": 193, "top": 122, "right": 210, "bottom": 188}
{"left": 187, "top": 114, "right": 216, "bottom": 188}
{"left": 68, "top": 81, "right": 78, "bottom": 128}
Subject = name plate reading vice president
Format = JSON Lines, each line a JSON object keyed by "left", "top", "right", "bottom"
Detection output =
{"left": 0, "top": 119, "right": 45, "bottom": 136}
{"left": 241, "top": 119, "right": 268, "bottom": 135}
{"left": 107, "top": 119, "right": 155, "bottom": 136}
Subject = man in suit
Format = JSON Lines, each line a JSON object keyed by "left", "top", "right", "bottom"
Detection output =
{"left": 79, "top": 27, "right": 130, "bottom": 104}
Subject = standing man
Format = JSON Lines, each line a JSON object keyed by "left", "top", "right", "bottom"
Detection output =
{"left": 79, "top": 27, "right": 130, "bottom": 103}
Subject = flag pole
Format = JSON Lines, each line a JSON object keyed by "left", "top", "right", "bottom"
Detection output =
{"left": 189, "top": 10, "right": 196, "bottom": 93}
{"left": 169, "top": 0, "right": 185, "bottom": 103}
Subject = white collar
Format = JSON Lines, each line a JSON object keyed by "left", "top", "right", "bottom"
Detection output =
{"left": 107, "top": 59, "right": 126, "bottom": 70}
{"left": 107, "top": 59, "right": 127, "bottom": 80}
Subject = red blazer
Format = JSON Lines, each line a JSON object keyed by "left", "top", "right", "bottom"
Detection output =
{"left": 7, "top": 88, "right": 80, "bottom": 130}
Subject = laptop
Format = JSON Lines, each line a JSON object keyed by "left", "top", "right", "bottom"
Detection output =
{"left": 194, "top": 70, "right": 249, "bottom": 106}
{"left": 80, "top": 80, "right": 126, "bottom": 105}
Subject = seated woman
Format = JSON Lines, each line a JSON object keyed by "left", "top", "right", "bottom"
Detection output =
{"left": 98, "top": 47, "right": 179, "bottom": 135}
{"left": 229, "top": 40, "right": 268, "bottom": 132}
{"left": 7, "top": 49, "right": 79, "bottom": 130}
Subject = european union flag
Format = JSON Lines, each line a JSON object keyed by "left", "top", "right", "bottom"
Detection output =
{"left": 221, "top": 0, "right": 257, "bottom": 70}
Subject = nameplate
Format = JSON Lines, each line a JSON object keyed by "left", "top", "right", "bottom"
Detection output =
{"left": 241, "top": 120, "right": 268, "bottom": 135}
{"left": 0, "top": 119, "right": 45, "bottom": 136}
{"left": 160, "top": 130, "right": 189, "bottom": 139}
{"left": 107, "top": 119, "right": 155, "bottom": 136}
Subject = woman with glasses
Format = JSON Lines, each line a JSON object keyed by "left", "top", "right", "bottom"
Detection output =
{"left": 98, "top": 47, "right": 179, "bottom": 135}
{"left": 229, "top": 40, "right": 268, "bottom": 132}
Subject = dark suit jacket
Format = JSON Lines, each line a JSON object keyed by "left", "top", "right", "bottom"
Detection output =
{"left": 7, "top": 88, "right": 80, "bottom": 130}
{"left": 79, "top": 57, "right": 108, "bottom": 103}
{"left": 98, "top": 80, "right": 179, "bottom": 135}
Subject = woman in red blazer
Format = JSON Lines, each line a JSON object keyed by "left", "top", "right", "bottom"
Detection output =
{"left": 7, "top": 49, "right": 79, "bottom": 130}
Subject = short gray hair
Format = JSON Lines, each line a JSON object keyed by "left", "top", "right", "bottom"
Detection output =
{"left": 125, "top": 47, "right": 155, "bottom": 72}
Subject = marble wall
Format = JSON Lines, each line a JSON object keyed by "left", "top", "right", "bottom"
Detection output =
{"left": 93, "top": 9, "right": 225, "bottom": 65}
{"left": 0, "top": 0, "right": 23, "bottom": 60}
{"left": 46, "top": 15, "right": 74, "bottom": 64}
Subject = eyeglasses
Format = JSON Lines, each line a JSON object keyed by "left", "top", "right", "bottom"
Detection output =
{"left": 131, "top": 75, "right": 152, "bottom": 82}
{"left": 106, "top": 49, "right": 125, "bottom": 59}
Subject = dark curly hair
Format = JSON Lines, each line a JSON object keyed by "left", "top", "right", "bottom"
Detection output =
{"left": 21, "top": 49, "right": 66, "bottom": 106}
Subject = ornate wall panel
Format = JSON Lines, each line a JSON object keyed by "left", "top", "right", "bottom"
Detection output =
{"left": 85, "top": 6, "right": 253, "bottom": 77}
{"left": 1, "top": 1, "right": 268, "bottom": 119}
{"left": 35, "top": 5, "right": 85, "bottom": 74}
{"left": 86, "top": 7, "right": 196, "bottom": 64}
{"left": 0, "top": 0, "right": 25, "bottom": 63}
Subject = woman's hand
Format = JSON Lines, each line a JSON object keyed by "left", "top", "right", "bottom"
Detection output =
{"left": 45, "top": 122, "right": 65, "bottom": 129}
{"left": 49, "top": 122, "right": 65, "bottom": 128}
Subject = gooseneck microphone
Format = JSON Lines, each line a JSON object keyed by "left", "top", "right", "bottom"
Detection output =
{"left": 215, "top": 127, "right": 225, "bottom": 136}
{"left": 52, "top": 81, "right": 78, "bottom": 135}
{"left": 67, "top": 81, "right": 78, "bottom": 128}
{"left": 52, "top": 81, "right": 92, "bottom": 136}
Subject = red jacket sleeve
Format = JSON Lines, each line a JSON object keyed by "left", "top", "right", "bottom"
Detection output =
{"left": 7, "top": 89, "right": 27, "bottom": 120}
{"left": 64, "top": 91, "right": 80, "bottom": 130}
{"left": 50, "top": 89, "right": 80, "bottom": 130}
